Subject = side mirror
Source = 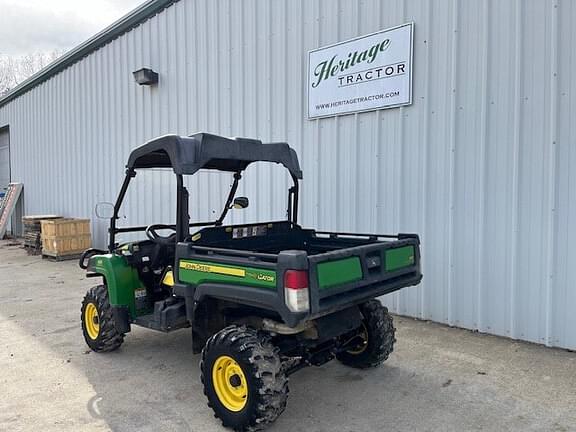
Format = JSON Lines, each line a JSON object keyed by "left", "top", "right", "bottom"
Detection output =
{"left": 95, "top": 202, "right": 114, "bottom": 219}
{"left": 232, "top": 197, "right": 249, "bottom": 209}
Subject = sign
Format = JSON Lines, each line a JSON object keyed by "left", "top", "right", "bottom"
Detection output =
{"left": 308, "top": 23, "right": 413, "bottom": 119}
{"left": 0, "top": 183, "right": 23, "bottom": 239}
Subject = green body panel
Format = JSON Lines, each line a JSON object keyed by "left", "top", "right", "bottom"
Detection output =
{"left": 178, "top": 259, "right": 277, "bottom": 290}
{"left": 317, "top": 257, "right": 363, "bottom": 290}
{"left": 385, "top": 246, "right": 415, "bottom": 271}
{"left": 89, "top": 254, "right": 143, "bottom": 317}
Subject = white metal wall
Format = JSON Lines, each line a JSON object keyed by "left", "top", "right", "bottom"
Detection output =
{"left": 0, "top": 0, "right": 575, "bottom": 350}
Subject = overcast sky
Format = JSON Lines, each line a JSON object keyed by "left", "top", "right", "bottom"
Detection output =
{"left": 0, "top": 0, "right": 145, "bottom": 57}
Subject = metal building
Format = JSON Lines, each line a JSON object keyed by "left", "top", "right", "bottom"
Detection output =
{"left": 0, "top": 0, "right": 575, "bottom": 350}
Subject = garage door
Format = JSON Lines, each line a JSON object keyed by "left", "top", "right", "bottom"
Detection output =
{"left": 0, "top": 128, "right": 9, "bottom": 197}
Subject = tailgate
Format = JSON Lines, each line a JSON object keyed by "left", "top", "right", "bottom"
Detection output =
{"left": 307, "top": 233, "right": 422, "bottom": 314}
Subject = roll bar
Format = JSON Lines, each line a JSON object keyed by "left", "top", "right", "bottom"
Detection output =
{"left": 107, "top": 168, "right": 300, "bottom": 252}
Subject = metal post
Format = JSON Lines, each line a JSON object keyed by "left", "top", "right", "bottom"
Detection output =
{"left": 109, "top": 169, "right": 135, "bottom": 252}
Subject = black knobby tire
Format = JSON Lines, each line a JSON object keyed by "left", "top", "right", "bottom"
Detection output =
{"left": 81, "top": 284, "right": 125, "bottom": 352}
{"left": 336, "top": 299, "right": 396, "bottom": 369}
{"left": 200, "top": 325, "right": 289, "bottom": 431}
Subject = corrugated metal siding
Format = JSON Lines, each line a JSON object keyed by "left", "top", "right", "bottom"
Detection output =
{"left": 0, "top": 0, "right": 575, "bottom": 349}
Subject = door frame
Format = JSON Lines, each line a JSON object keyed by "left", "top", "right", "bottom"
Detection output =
{"left": 0, "top": 125, "right": 20, "bottom": 236}
{"left": 0, "top": 125, "right": 10, "bottom": 188}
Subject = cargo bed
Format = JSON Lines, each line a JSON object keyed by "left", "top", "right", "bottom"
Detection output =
{"left": 174, "top": 222, "right": 422, "bottom": 326}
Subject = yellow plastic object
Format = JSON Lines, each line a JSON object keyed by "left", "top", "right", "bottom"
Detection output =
{"left": 212, "top": 355, "right": 248, "bottom": 412}
{"left": 84, "top": 303, "right": 100, "bottom": 340}
{"left": 162, "top": 270, "right": 175, "bottom": 286}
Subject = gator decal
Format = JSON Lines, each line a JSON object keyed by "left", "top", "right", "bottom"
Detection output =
{"left": 178, "top": 260, "right": 276, "bottom": 290}
{"left": 180, "top": 261, "right": 246, "bottom": 277}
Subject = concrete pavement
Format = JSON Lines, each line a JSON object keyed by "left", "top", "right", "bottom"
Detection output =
{"left": 1, "top": 240, "right": 575, "bottom": 432}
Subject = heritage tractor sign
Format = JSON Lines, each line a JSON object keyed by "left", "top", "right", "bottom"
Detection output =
{"left": 308, "top": 23, "right": 413, "bottom": 119}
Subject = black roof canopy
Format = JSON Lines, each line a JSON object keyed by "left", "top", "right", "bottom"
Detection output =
{"left": 126, "top": 133, "right": 303, "bottom": 178}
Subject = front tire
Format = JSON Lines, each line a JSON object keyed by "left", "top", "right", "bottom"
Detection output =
{"left": 81, "top": 285, "right": 124, "bottom": 352}
{"left": 200, "top": 325, "right": 288, "bottom": 431}
{"left": 336, "top": 299, "right": 396, "bottom": 369}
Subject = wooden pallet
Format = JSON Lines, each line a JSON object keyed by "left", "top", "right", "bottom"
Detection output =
{"left": 24, "top": 244, "right": 42, "bottom": 255}
{"left": 22, "top": 215, "right": 62, "bottom": 221}
{"left": 23, "top": 231, "right": 41, "bottom": 250}
{"left": 23, "top": 215, "right": 63, "bottom": 252}
{"left": 41, "top": 251, "right": 83, "bottom": 262}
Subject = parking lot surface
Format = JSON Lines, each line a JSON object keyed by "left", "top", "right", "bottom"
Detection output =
{"left": 1, "top": 240, "right": 575, "bottom": 432}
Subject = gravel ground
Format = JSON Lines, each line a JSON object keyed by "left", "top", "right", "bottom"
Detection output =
{"left": 1, "top": 240, "right": 575, "bottom": 432}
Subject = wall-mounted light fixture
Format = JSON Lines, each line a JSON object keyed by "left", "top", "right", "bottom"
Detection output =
{"left": 133, "top": 68, "right": 158, "bottom": 85}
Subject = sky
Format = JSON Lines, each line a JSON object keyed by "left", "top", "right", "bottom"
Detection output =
{"left": 0, "top": 0, "right": 145, "bottom": 57}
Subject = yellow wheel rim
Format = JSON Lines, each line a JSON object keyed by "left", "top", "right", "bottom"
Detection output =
{"left": 347, "top": 323, "right": 368, "bottom": 355}
{"left": 84, "top": 303, "right": 100, "bottom": 340}
{"left": 212, "top": 355, "right": 248, "bottom": 412}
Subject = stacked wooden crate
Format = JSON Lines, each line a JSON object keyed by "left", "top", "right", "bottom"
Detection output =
{"left": 41, "top": 218, "right": 91, "bottom": 260}
{"left": 22, "top": 215, "right": 62, "bottom": 255}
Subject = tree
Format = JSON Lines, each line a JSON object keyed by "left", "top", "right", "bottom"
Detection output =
{"left": 0, "top": 50, "right": 64, "bottom": 96}
{"left": 0, "top": 56, "right": 17, "bottom": 96}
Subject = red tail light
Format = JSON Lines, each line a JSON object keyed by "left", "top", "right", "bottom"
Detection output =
{"left": 284, "top": 270, "right": 308, "bottom": 290}
{"left": 284, "top": 270, "right": 309, "bottom": 313}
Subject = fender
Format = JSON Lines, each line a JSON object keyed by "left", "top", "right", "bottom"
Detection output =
{"left": 87, "top": 254, "right": 142, "bottom": 317}
{"left": 175, "top": 282, "right": 308, "bottom": 328}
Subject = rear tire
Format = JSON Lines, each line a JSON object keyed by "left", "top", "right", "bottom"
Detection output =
{"left": 200, "top": 325, "right": 288, "bottom": 431}
{"left": 81, "top": 285, "right": 124, "bottom": 352}
{"left": 336, "top": 299, "right": 395, "bottom": 369}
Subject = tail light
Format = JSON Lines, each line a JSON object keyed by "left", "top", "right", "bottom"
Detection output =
{"left": 284, "top": 269, "right": 309, "bottom": 313}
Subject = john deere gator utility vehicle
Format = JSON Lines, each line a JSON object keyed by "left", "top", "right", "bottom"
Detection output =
{"left": 79, "top": 133, "right": 422, "bottom": 431}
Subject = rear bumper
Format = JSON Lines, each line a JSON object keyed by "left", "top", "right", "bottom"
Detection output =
{"left": 309, "top": 270, "right": 422, "bottom": 321}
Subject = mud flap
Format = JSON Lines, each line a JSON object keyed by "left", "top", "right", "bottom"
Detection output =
{"left": 111, "top": 305, "right": 131, "bottom": 334}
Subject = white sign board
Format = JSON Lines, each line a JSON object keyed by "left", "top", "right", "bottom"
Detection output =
{"left": 308, "top": 23, "right": 413, "bottom": 119}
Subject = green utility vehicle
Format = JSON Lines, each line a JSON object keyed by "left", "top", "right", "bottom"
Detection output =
{"left": 79, "top": 133, "right": 422, "bottom": 431}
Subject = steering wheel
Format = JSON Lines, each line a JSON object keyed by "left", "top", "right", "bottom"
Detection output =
{"left": 145, "top": 224, "right": 177, "bottom": 245}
